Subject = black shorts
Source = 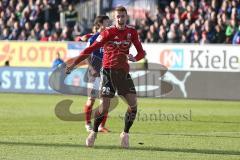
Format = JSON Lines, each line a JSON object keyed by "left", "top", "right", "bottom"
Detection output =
{"left": 100, "top": 68, "right": 136, "bottom": 98}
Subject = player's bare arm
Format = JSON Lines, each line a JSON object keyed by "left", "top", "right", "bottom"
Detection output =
{"left": 65, "top": 40, "right": 104, "bottom": 74}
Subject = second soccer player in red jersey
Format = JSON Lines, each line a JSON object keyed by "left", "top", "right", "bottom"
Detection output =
{"left": 66, "top": 6, "right": 145, "bottom": 148}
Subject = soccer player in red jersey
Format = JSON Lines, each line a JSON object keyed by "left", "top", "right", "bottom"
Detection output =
{"left": 66, "top": 6, "right": 145, "bottom": 148}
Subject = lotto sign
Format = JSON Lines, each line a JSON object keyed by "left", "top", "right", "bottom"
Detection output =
{"left": 0, "top": 41, "right": 67, "bottom": 67}
{"left": 0, "top": 41, "right": 88, "bottom": 67}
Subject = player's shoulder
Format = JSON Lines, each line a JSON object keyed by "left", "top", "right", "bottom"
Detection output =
{"left": 105, "top": 25, "right": 116, "bottom": 31}
{"left": 126, "top": 25, "right": 136, "bottom": 29}
{"left": 100, "top": 25, "right": 116, "bottom": 38}
{"left": 126, "top": 25, "right": 137, "bottom": 33}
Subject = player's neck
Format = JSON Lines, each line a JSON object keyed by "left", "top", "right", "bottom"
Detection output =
{"left": 116, "top": 24, "right": 126, "bottom": 30}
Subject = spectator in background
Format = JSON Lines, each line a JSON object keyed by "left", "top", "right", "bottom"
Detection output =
{"left": 232, "top": 26, "right": 240, "bottom": 44}
{"left": 8, "top": 30, "right": 18, "bottom": 40}
{"left": 27, "top": 30, "right": 37, "bottom": 41}
{"left": 0, "top": 18, "right": 5, "bottom": 33}
{"left": 139, "top": 0, "right": 240, "bottom": 44}
{"left": 167, "top": 23, "right": 178, "bottom": 43}
{"left": 52, "top": 52, "right": 64, "bottom": 69}
{"left": 42, "top": 0, "right": 52, "bottom": 23}
{"left": 34, "top": 22, "right": 42, "bottom": 40}
{"left": 225, "top": 19, "right": 237, "bottom": 43}
{"left": 193, "top": 32, "right": 200, "bottom": 43}
{"left": 42, "top": 22, "right": 52, "bottom": 37}
{"left": 40, "top": 30, "right": 49, "bottom": 41}
{"left": 0, "top": 0, "right": 239, "bottom": 44}
{"left": 144, "top": 12, "right": 154, "bottom": 26}
{"left": 0, "top": 28, "right": 9, "bottom": 40}
{"left": 6, "top": 13, "right": 16, "bottom": 28}
{"left": 49, "top": 32, "right": 60, "bottom": 41}
{"left": 147, "top": 25, "right": 159, "bottom": 42}
{"left": 15, "top": 2, "right": 24, "bottom": 19}
{"left": 54, "top": 21, "right": 63, "bottom": 35}
{"left": 200, "top": 31, "right": 210, "bottom": 44}
{"left": 11, "top": 21, "right": 21, "bottom": 37}
{"left": 24, "top": 22, "right": 33, "bottom": 36}
{"left": 204, "top": 20, "right": 216, "bottom": 43}
{"left": 8, "top": 21, "right": 21, "bottom": 40}
{"left": 61, "top": 26, "right": 74, "bottom": 41}
{"left": 180, "top": 33, "right": 188, "bottom": 43}
{"left": 215, "top": 25, "right": 226, "bottom": 43}
{"left": 137, "top": 28, "right": 145, "bottom": 42}
{"left": 48, "top": 21, "right": 62, "bottom": 41}
{"left": 0, "top": 1, "right": 3, "bottom": 13}
{"left": 162, "top": 17, "right": 170, "bottom": 32}
{"left": 65, "top": 4, "right": 78, "bottom": 29}
{"left": 158, "top": 25, "right": 167, "bottom": 43}
{"left": 145, "top": 31, "right": 154, "bottom": 43}
{"left": 178, "top": 23, "right": 185, "bottom": 39}
{"left": 29, "top": 3, "right": 42, "bottom": 24}
{"left": 173, "top": 8, "right": 181, "bottom": 24}
{"left": 58, "top": 0, "right": 69, "bottom": 12}
{"left": 136, "top": 19, "right": 148, "bottom": 42}
{"left": 4, "top": 8, "right": 11, "bottom": 23}
{"left": 20, "top": 7, "right": 30, "bottom": 28}
{"left": 18, "top": 30, "right": 28, "bottom": 40}
{"left": 4, "top": 60, "right": 10, "bottom": 67}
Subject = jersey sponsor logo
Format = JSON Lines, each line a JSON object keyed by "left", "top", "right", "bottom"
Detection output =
{"left": 160, "top": 49, "right": 184, "bottom": 69}
{"left": 107, "top": 40, "right": 131, "bottom": 51}
{"left": 112, "top": 41, "right": 130, "bottom": 45}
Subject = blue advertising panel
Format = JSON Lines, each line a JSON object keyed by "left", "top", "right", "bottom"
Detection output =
{"left": 0, "top": 67, "right": 87, "bottom": 94}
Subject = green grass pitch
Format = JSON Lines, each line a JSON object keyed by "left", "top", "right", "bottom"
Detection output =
{"left": 0, "top": 93, "right": 240, "bottom": 160}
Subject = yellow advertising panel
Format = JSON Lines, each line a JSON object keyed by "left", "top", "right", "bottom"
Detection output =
{"left": 0, "top": 41, "right": 68, "bottom": 67}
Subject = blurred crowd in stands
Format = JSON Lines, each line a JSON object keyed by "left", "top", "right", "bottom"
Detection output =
{"left": 0, "top": 0, "right": 83, "bottom": 41}
{"left": 136, "top": 0, "right": 240, "bottom": 44}
{"left": 0, "top": 0, "right": 239, "bottom": 44}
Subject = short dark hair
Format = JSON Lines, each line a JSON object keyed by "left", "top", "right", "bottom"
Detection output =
{"left": 115, "top": 6, "right": 127, "bottom": 14}
{"left": 94, "top": 15, "right": 109, "bottom": 29}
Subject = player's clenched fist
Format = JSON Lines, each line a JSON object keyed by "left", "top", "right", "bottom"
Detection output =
{"left": 127, "top": 54, "right": 136, "bottom": 62}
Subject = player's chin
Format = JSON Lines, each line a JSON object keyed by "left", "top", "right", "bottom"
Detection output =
{"left": 118, "top": 22, "right": 124, "bottom": 26}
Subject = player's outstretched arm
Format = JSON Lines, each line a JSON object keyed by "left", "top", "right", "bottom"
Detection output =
{"left": 65, "top": 41, "right": 103, "bottom": 74}
{"left": 66, "top": 30, "right": 110, "bottom": 74}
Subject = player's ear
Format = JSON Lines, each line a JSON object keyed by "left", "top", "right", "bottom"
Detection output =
{"left": 95, "top": 23, "right": 100, "bottom": 31}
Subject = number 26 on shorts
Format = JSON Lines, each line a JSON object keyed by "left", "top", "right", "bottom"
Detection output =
{"left": 102, "top": 87, "right": 110, "bottom": 95}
